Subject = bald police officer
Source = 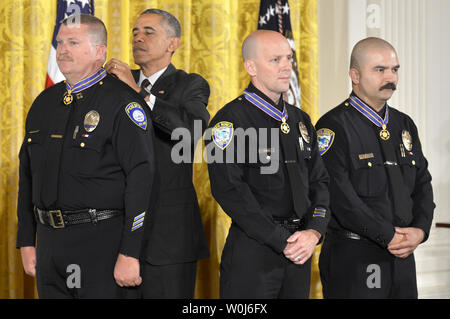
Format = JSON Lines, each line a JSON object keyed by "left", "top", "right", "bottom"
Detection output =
{"left": 206, "top": 30, "right": 330, "bottom": 298}
{"left": 316, "top": 37, "right": 435, "bottom": 298}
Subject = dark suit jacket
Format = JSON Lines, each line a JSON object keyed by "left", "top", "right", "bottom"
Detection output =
{"left": 133, "top": 64, "right": 210, "bottom": 265}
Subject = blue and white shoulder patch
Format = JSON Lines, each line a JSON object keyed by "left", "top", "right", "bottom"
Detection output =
{"left": 212, "top": 121, "right": 234, "bottom": 150}
{"left": 317, "top": 128, "right": 335, "bottom": 156}
{"left": 125, "top": 102, "right": 147, "bottom": 130}
{"left": 131, "top": 211, "right": 146, "bottom": 231}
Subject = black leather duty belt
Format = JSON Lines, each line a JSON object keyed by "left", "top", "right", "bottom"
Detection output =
{"left": 34, "top": 207, "right": 123, "bottom": 229}
{"left": 273, "top": 216, "right": 305, "bottom": 233}
{"left": 326, "top": 228, "right": 370, "bottom": 241}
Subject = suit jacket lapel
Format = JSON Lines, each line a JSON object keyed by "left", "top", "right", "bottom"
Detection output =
{"left": 131, "top": 69, "right": 140, "bottom": 84}
{"left": 132, "top": 64, "right": 177, "bottom": 97}
{"left": 150, "top": 64, "right": 177, "bottom": 97}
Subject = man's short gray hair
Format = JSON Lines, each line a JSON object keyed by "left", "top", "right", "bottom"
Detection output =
{"left": 61, "top": 13, "right": 107, "bottom": 47}
{"left": 140, "top": 9, "right": 181, "bottom": 38}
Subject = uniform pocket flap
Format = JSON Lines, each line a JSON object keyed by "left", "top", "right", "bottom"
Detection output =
{"left": 72, "top": 136, "right": 103, "bottom": 152}
{"left": 25, "top": 130, "right": 45, "bottom": 145}
{"left": 398, "top": 153, "right": 420, "bottom": 168}
{"left": 350, "top": 152, "right": 383, "bottom": 169}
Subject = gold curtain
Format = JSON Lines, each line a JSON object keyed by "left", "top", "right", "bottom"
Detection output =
{"left": 0, "top": 0, "right": 320, "bottom": 299}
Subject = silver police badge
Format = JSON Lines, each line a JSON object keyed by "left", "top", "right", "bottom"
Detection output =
{"left": 402, "top": 130, "right": 413, "bottom": 151}
{"left": 84, "top": 110, "right": 100, "bottom": 132}
{"left": 299, "top": 122, "right": 310, "bottom": 143}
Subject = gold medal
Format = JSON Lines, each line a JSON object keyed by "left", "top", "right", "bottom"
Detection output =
{"left": 380, "top": 124, "right": 390, "bottom": 140}
{"left": 280, "top": 120, "right": 290, "bottom": 134}
{"left": 63, "top": 91, "right": 73, "bottom": 105}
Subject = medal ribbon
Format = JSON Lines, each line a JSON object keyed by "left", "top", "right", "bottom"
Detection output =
{"left": 243, "top": 90, "right": 288, "bottom": 122}
{"left": 349, "top": 94, "right": 389, "bottom": 129}
{"left": 65, "top": 68, "right": 107, "bottom": 94}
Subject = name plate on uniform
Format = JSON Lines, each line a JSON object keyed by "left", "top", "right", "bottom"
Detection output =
{"left": 358, "top": 153, "right": 374, "bottom": 160}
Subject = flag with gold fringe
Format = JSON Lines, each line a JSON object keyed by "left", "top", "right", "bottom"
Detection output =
{"left": 257, "top": 0, "right": 301, "bottom": 108}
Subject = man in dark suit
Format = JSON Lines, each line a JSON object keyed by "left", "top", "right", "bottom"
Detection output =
{"left": 105, "top": 8, "right": 210, "bottom": 298}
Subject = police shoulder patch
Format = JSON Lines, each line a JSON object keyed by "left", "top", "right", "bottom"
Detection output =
{"left": 125, "top": 102, "right": 147, "bottom": 130}
{"left": 317, "top": 128, "right": 335, "bottom": 156}
{"left": 212, "top": 121, "right": 234, "bottom": 150}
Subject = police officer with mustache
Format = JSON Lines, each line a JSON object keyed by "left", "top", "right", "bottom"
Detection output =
{"left": 316, "top": 37, "right": 435, "bottom": 298}
{"left": 16, "top": 14, "right": 156, "bottom": 298}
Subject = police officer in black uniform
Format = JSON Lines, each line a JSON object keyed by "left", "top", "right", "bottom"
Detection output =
{"left": 16, "top": 14, "right": 156, "bottom": 298}
{"left": 206, "top": 30, "right": 330, "bottom": 298}
{"left": 316, "top": 37, "right": 435, "bottom": 298}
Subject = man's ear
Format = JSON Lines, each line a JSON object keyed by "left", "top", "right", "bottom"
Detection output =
{"left": 244, "top": 60, "right": 257, "bottom": 77}
{"left": 168, "top": 37, "right": 181, "bottom": 53}
{"left": 349, "top": 67, "right": 360, "bottom": 85}
{"left": 96, "top": 44, "right": 107, "bottom": 61}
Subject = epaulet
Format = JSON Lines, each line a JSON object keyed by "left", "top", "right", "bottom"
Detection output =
{"left": 343, "top": 99, "right": 350, "bottom": 108}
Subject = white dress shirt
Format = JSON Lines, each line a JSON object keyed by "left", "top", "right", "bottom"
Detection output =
{"left": 137, "top": 66, "right": 168, "bottom": 110}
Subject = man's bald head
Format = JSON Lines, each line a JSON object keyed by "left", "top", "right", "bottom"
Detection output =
{"left": 348, "top": 37, "right": 400, "bottom": 111}
{"left": 350, "top": 37, "right": 397, "bottom": 70}
{"left": 241, "top": 30, "right": 292, "bottom": 103}
{"left": 242, "top": 30, "right": 288, "bottom": 61}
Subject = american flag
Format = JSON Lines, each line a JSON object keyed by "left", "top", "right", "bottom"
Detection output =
{"left": 257, "top": 0, "right": 301, "bottom": 108}
{"left": 45, "top": 0, "right": 94, "bottom": 88}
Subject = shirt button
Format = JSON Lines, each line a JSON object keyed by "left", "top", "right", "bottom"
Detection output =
{"left": 27, "top": 138, "right": 32, "bottom": 143}
{"left": 368, "top": 162, "right": 372, "bottom": 167}
{"left": 80, "top": 142, "right": 85, "bottom": 148}
{"left": 412, "top": 160, "right": 416, "bottom": 166}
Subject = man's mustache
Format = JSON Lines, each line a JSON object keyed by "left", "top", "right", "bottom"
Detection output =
{"left": 379, "top": 82, "right": 397, "bottom": 91}
{"left": 57, "top": 54, "right": 72, "bottom": 61}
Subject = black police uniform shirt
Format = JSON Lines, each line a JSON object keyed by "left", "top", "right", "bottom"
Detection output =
{"left": 206, "top": 83, "right": 330, "bottom": 253}
{"left": 315, "top": 93, "right": 435, "bottom": 247}
{"left": 16, "top": 71, "right": 156, "bottom": 258}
